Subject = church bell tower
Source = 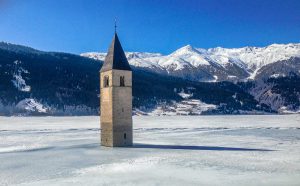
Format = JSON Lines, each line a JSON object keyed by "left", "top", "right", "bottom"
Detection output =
{"left": 100, "top": 32, "right": 133, "bottom": 147}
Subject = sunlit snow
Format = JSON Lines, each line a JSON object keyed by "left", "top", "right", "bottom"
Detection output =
{"left": 15, "top": 98, "right": 48, "bottom": 113}
{"left": 82, "top": 43, "right": 300, "bottom": 79}
{"left": 1, "top": 115, "right": 300, "bottom": 185}
{"left": 11, "top": 62, "right": 31, "bottom": 92}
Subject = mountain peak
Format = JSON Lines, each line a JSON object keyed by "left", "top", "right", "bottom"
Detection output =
{"left": 180, "top": 44, "right": 194, "bottom": 51}
{"left": 182, "top": 44, "right": 193, "bottom": 49}
{"left": 171, "top": 44, "right": 198, "bottom": 56}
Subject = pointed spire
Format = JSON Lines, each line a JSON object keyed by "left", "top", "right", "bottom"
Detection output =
{"left": 100, "top": 33, "right": 131, "bottom": 72}
{"left": 114, "top": 18, "right": 117, "bottom": 33}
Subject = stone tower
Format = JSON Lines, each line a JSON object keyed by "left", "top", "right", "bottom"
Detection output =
{"left": 100, "top": 32, "right": 132, "bottom": 147}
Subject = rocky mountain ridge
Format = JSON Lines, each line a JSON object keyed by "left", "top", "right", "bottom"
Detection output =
{"left": 82, "top": 43, "right": 300, "bottom": 82}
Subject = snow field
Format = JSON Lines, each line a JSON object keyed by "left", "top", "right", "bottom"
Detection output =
{"left": 0, "top": 115, "right": 300, "bottom": 185}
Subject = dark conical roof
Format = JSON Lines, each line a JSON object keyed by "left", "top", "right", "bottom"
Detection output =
{"left": 100, "top": 33, "right": 131, "bottom": 72}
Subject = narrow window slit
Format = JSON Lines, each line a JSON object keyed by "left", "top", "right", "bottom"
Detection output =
{"left": 120, "top": 76, "right": 125, "bottom": 86}
{"left": 104, "top": 75, "right": 109, "bottom": 87}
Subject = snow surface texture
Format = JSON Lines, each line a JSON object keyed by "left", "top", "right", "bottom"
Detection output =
{"left": 81, "top": 43, "right": 300, "bottom": 78}
{"left": 1, "top": 115, "right": 300, "bottom": 186}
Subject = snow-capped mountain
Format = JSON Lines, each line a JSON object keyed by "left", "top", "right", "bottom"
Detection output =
{"left": 82, "top": 43, "right": 300, "bottom": 82}
{"left": 82, "top": 43, "right": 300, "bottom": 113}
{"left": 1, "top": 42, "right": 299, "bottom": 115}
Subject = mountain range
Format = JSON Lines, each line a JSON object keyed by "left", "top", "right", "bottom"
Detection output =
{"left": 0, "top": 42, "right": 299, "bottom": 115}
{"left": 82, "top": 43, "right": 300, "bottom": 82}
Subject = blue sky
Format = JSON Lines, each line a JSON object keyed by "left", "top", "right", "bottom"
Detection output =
{"left": 0, "top": 0, "right": 300, "bottom": 54}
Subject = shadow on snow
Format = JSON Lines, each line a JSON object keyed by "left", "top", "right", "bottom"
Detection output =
{"left": 0, "top": 143, "right": 274, "bottom": 154}
{"left": 132, "top": 143, "right": 274, "bottom": 151}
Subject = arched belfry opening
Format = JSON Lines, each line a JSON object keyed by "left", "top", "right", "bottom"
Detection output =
{"left": 100, "top": 30, "right": 133, "bottom": 147}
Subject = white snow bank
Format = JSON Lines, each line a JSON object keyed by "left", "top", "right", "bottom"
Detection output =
{"left": 178, "top": 91, "right": 193, "bottom": 99}
{"left": 16, "top": 98, "right": 48, "bottom": 113}
{"left": 278, "top": 106, "right": 300, "bottom": 114}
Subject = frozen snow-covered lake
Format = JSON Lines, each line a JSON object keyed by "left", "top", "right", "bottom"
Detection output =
{"left": 1, "top": 115, "right": 300, "bottom": 186}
